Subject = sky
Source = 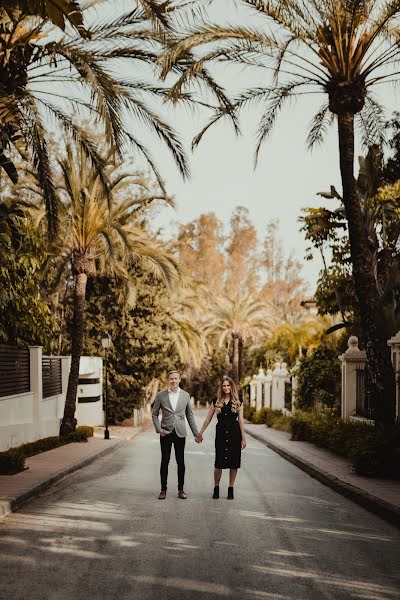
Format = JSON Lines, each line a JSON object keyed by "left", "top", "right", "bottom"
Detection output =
{"left": 98, "top": 1, "right": 399, "bottom": 291}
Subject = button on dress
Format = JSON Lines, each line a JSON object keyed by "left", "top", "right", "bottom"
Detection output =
{"left": 213, "top": 399, "right": 242, "bottom": 469}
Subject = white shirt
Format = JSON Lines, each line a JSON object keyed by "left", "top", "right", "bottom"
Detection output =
{"left": 168, "top": 388, "right": 180, "bottom": 412}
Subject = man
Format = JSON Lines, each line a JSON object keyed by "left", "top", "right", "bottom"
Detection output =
{"left": 152, "top": 370, "right": 200, "bottom": 499}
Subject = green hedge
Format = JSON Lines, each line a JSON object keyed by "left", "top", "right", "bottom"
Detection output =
{"left": 245, "top": 404, "right": 400, "bottom": 478}
{"left": 291, "top": 412, "right": 400, "bottom": 478}
{"left": 244, "top": 405, "right": 292, "bottom": 432}
{"left": 0, "top": 426, "right": 93, "bottom": 475}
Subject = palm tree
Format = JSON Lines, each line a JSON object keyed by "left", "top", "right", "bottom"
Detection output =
{"left": 0, "top": 1, "right": 188, "bottom": 232}
{"left": 0, "top": 1, "right": 87, "bottom": 35}
{"left": 161, "top": 0, "right": 400, "bottom": 423}
{"left": 45, "top": 145, "right": 181, "bottom": 435}
{"left": 205, "top": 293, "right": 275, "bottom": 383}
{"left": 168, "top": 286, "right": 206, "bottom": 368}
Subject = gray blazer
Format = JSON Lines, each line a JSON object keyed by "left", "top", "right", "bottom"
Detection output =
{"left": 152, "top": 388, "right": 199, "bottom": 438}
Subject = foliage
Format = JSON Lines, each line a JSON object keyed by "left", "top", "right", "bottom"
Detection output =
{"left": 290, "top": 412, "right": 400, "bottom": 478}
{"left": 246, "top": 406, "right": 292, "bottom": 432}
{"left": 0, "top": 448, "right": 25, "bottom": 475}
{"left": 204, "top": 292, "right": 275, "bottom": 383}
{"left": 80, "top": 266, "right": 181, "bottom": 423}
{"left": 0, "top": 200, "right": 56, "bottom": 348}
{"left": 185, "top": 347, "right": 228, "bottom": 404}
{"left": 295, "top": 346, "right": 341, "bottom": 412}
{"left": 300, "top": 144, "right": 400, "bottom": 333}
{"left": 0, "top": 1, "right": 190, "bottom": 230}
{"left": 262, "top": 317, "right": 335, "bottom": 366}
{"left": 0, "top": 426, "right": 91, "bottom": 474}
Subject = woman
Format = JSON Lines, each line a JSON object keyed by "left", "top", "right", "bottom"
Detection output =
{"left": 197, "top": 376, "right": 246, "bottom": 499}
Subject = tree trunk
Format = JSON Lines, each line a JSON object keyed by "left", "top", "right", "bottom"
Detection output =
{"left": 232, "top": 336, "right": 239, "bottom": 384}
{"left": 238, "top": 338, "right": 243, "bottom": 383}
{"left": 60, "top": 272, "right": 88, "bottom": 436}
{"left": 337, "top": 112, "right": 395, "bottom": 424}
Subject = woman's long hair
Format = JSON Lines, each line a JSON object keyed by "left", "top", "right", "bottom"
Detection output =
{"left": 215, "top": 376, "right": 241, "bottom": 413}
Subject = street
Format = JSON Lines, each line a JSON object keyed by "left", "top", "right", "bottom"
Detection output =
{"left": 1, "top": 412, "right": 400, "bottom": 600}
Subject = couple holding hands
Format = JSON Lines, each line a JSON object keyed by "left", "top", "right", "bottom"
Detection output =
{"left": 152, "top": 370, "right": 246, "bottom": 501}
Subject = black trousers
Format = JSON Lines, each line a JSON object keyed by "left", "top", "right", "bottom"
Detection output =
{"left": 160, "top": 429, "right": 186, "bottom": 491}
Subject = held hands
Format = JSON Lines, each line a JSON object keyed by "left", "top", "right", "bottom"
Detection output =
{"left": 195, "top": 433, "right": 203, "bottom": 444}
{"left": 159, "top": 429, "right": 168, "bottom": 437}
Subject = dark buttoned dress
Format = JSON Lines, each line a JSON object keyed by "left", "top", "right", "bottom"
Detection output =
{"left": 213, "top": 399, "right": 242, "bottom": 469}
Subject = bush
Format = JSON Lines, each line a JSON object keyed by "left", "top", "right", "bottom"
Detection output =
{"left": 290, "top": 412, "right": 400, "bottom": 478}
{"left": 245, "top": 406, "right": 292, "bottom": 432}
{"left": 243, "top": 404, "right": 256, "bottom": 421}
{"left": 0, "top": 427, "right": 90, "bottom": 474}
{"left": 0, "top": 448, "right": 26, "bottom": 475}
{"left": 295, "top": 346, "right": 341, "bottom": 412}
{"left": 76, "top": 425, "right": 94, "bottom": 438}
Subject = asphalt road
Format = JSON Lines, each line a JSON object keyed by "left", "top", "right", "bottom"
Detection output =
{"left": 1, "top": 411, "right": 400, "bottom": 600}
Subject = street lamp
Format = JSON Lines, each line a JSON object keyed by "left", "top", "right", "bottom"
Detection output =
{"left": 101, "top": 332, "right": 112, "bottom": 440}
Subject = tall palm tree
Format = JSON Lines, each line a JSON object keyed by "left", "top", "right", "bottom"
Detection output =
{"left": 168, "top": 286, "right": 205, "bottom": 368}
{"left": 46, "top": 145, "right": 181, "bottom": 435}
{"left": 0, "top": 1, "right": 188, "bottom": 232}
{"left": 161, "top": 0, "right": 400, "bottom": 423}
{"left": 205, "top": 293, "right": 275, "bottom": 383}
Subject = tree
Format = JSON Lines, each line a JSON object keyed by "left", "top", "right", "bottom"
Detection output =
{"left": 0, "top": 199, "right": 55, "bottom": 347}
{"left": 261, "top": 220, "right": 306, "bottom": 322}
{"left": 225, "top": 206, "right": 259, "bottom": 296}
{"left": 48, "top": 146, "right": 181, "bottom": 435}
{"left": 79, "top": 267, "right": 181, "bottom": 423}
{"left": 205, "top": 292, "right": 275, "bottom": 383}
{"left": 161, "top": 0, "right": 400, "bottom": 424}
{"left": 0, "top": 1, "right": 188, "bottom": 231}
{"left": 177, "top": 213, "right": 225, "bottom": 298}
{"left": 300, "top": 145, "right": 400, "bottom": 339}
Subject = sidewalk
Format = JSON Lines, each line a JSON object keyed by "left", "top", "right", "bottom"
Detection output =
{"left": 245, "top": 423, "right": 400, "bottom": 528}
{"left": 0, "top": 422, "right": 149, "bottom": 519}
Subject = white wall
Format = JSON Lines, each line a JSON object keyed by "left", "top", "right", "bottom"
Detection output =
{"left": 0, "top": 350, "right": 103, "bottom": 451}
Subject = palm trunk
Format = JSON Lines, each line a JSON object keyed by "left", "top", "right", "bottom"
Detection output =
{"left": 337, "top": 112, "right": 395, "bottom": 424}
{"left": 238, "top": 338, "right": 243, "bottom": 383}
{"left": 60, "top": 272, "right": 87, "bottom": 436}
{"left": 232, "top": 336, "right": 239, "bottom": 384}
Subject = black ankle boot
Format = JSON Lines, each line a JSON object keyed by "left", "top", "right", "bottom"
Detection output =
{"left": 227, "top": 486, "right": 234, "bottom": 500}
{"left": 213, "top": 486, "right": 219, "bottom": 499}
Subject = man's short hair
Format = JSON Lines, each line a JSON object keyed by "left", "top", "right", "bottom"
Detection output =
{"left": 168, "top": 370, "right": 180, "bottom": 377}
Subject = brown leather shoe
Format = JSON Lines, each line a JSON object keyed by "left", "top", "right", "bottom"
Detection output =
{"left": 178, "top": 490, "right": 187, "bottom": 499}
{"left": 158, "top": 490, "right": 166, "bottom": 499}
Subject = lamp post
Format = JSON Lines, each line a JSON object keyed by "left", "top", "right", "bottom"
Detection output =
{"left": 101, "top": 333, "right": 112, "bottom": 440}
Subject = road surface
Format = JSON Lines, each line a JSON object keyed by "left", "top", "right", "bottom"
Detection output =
{"left": 1, "top": 412, "right": 399, "bottom": 600}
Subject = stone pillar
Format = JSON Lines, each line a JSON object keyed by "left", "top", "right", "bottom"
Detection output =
{"left": 29, "top": 346, "right": 42, "bottom": 423}
{"left": 271, "top": 362, "right": 281, "bottom": 410}
{"left": 388, "top": 330, "right": 400, "bottom": 419}
{"left": 256, "top": 368, "right": 266, "bottom": 411}
{"left": 278, "top": 362, "right": 289, "bottom": 411}
{"left": 339, "top": 336, "right": 366, "bottom": 419}
{"left": 264, "top": 369, "right": 272, "bottom": 409}
{"left": 249, "top": 375, "right": 257, "bottom": 408}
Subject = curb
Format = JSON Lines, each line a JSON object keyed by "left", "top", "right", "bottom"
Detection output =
{"left": 245, "top": 426, "right": 400, "bottom": 529}
{"left": 0, "top": 423, "right": 150, "bottom": 519}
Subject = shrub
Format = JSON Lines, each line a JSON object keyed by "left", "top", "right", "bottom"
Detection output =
{"left": 245, "top": 406, "right": 292, "bottom": 432}
{"left": 243, "top": 404, "right": 256, "bottom": 421}
{"left": 0, "top": 448, "right": 26, "bottom": 475}
{"left": 0, "top": 428, "right": 90, "bottom": 474}
{"left": 295, "top": 346, "right": 341, "bottom": 412}
{"left": 76, "top": 425, "right": 94, "bottom": 438}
